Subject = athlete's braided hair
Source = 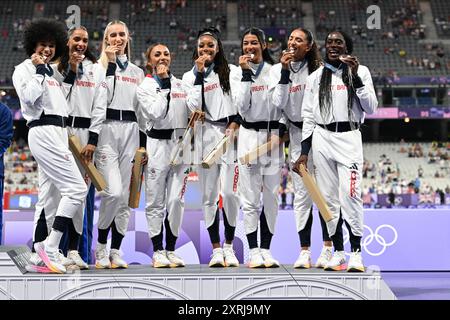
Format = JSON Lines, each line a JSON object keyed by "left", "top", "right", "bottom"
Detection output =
{"left": 319, "top": 30, "right": 357, "bottom": 127}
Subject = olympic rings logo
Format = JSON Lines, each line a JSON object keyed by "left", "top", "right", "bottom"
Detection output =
{"left": 343, "top": 224, "right": 398, "bottom": 257}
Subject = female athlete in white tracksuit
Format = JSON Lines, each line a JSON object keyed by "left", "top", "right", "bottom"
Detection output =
{"left": 89, "top": 20, "right": 145, "bottom": 269}
{"left": 235, "top": 28, "right": 282, "bottom": 268}
{"left": 297, "top": 31, "right": 378, "bottom": 272}
{"left": 136, "top": 43, "right": 190, "bottom": 268}
{"left": 182, "top": 27, "right": 241, "bottom": 268}
{"left": 52, "top": 26, "right": 105, "bottom": 270}
{"left": 12, "top": 19, "right": 88, "bottom": 274}
{"left": 270, "top": 28, "right": 332, "bottom": 269}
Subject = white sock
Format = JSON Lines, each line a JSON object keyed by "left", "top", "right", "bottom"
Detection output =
{"left": 223, "top": 243, "right": 233, "bottom": 249}
{"left": 45, "top": 229, "right": 63, "bottom": 251}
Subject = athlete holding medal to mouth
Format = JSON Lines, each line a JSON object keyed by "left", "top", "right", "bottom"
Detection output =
{"left": 137, "top": 43, "right": 190, "bottom": 268}
{"left": 13, "top": 19, "right": 89, "bottom": 274}
{"left": 182, "top": 27, "right": 241, "bottom": 268}
{"left": 295, "top": 30, "right": 378, "bottom": 272}
{"left": 270, "top": 28, "right": 332, "bottom": 269}
{"left": 235, "top": 27, "right": 282, "bottom": 268}
{"left": 92, "top": 20, "right": 146, "bottom": 269}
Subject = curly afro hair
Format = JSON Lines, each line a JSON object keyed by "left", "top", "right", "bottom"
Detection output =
{"left": 23, "top": 18, "right": 68, "bottom": 61}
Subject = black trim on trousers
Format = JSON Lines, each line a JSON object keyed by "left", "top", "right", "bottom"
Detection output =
{"left": 260, "top": 207, "right": 273, "bottom": 249}
{"left": 222, "top": 207, "right": 235, "bottom": 242}
{"left": 298, "top": 208, "right": 313, "bottom": 247}
{"left": 246, "top": 230, "right": 258, "bottom": 249}
{"left": 98, "top": 227, "right": 110, "bottom": 245}
{"left": 110, "top": 220, "right": 124, "bottom": 250}
{"left": 52, "top": 216, "right": 71, "bottom": 233}
{"left": 319, "top": 211, "right": 331, "bottom": 242}
{"left": 67, "top": 220, "right": 81, "bottom": 251}
{"left": 344, "top": 220, "right": 362, "bottom": 252}
{"left": 151, "top": 223, "right": 164, "bottom": 252}
{"left": 33, "top": 208, "right": 49, "bottom": 252}
{"left": 164, "top": 214, "right": 177, "bottom": 252}
{"left": 330, "top": 212, "right": 345, "bottom": 251}
{"left": 207, "top": 208, "right": 221, "bottom": 244}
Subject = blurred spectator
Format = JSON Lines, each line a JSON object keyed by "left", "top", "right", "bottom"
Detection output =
{"left": 418, "top": 165, "right": 424, "bottom": 177}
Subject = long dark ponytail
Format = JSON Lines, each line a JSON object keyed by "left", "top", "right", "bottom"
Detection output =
{"left": 293, "top": 28, "right": 321, "bottom": 74}
{"left": 192, "top": 27, "right": 231, "bottom": 94}
{"left": 58, "top": 26, "right": 97, "bottom": 75}
{"left": 240, "top": 27, "right": 274, "bottom": 64}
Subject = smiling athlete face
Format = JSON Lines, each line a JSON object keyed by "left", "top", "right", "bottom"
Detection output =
{"left": 35, "top": 41, "right": 55, "bottom": 63}
{"left": 106, "top": 24, "right": 128, "bottom": 55}
{"left": 325, "top": 32, "right": 347, "bottom": 62}
{"left": 149, "top": 44, "right": 171, "bottom": 71}
{"left": 242, "top": 34, "right": 265, "bottom": 64}
{"left": 287, "top": 29, "right": 311, "bottom": 61}
{"left": 68, "top": 29, "right": 88, "bottom": 56}
{"left": 197, "top": 35, "right": 218, "bottom": 64}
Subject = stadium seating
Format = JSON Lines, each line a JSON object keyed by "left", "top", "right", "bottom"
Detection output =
{"left": 0, "top": 1, "right": 34, "bottom": 82}
{"left": 312, "top": 0, "right": 449, "bottom": 77}
{"left": 362, "top": 142, "right": 449, "bottom": 194}
{"left": 1, "top": 0, "right": 448, "bottom": 79}
{"left": 430, "top": 0, "right": 450, "bottom": 38}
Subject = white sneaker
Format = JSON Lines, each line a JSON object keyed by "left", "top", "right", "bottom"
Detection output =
{"left": 260, "top": 248, "right": 280, "bottom": 268}
{"left": 29, "top": 252, "right": 45, "bottom": 266}
{"left": 95, "top": 243, "right": 111, "bottom": 269}
{"left": 109, "top": 249, "right": 128, "bottom": 269}
{"left": 223, "top": 243, "right": 239, "bottom": 267}
{"left": 166, "top": 251, "right": 185, "bottom": 268}
{"left": 68, "top": 250, "right": 89, "bottom": 270}
{"left": 324, "top": 251, "right": 347, "bottom": 271}
{"left": 347, "top": 250, "right": 365, "bottom": 272}
{"left": 248, "top": 248, "right": 265, "bottom": 268}
{"left": 56, "top": 251, "right": 75, "bottom": 267}
{"left": 209, "top": 248, "right": 225, "bottom": 267}
{"left": 27, "top": 252, "right": 53, "bottom": 273}
{"left": 33, "top": 241, "right": 66, "bottom": 274}
{"left": 315, "top": 246, "right": 333, "bottom": 268}
{"left": 294, "top": 249, "right": 312, "bottom": 269}
{"left": 152, "top": 250, "right": 171, "bottom": 268}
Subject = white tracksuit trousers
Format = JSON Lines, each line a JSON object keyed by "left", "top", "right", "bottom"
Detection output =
{"left": 288, "top": 124, "right": 315, "bottom": 233}
{"left": 145, "top": 131, "right": 189, "bottom": 238}
{"left": 196, "top": 121, "right": 240, "bottom": 229}
{"left": 30, "top": 126, "right": 88, "bottom": 240}
{"left": 95, "top": 120, "right": 139, "bottom": 235}
{"left": 312, "top": 126, "right": 364, "bottom": 237}
{"left": 238, "top": 126, "right": 282, "bottom": 235}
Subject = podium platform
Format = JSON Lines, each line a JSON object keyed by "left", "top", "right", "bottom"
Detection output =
{"left": 0, "top": 246, "right": 396, "bottom": 300}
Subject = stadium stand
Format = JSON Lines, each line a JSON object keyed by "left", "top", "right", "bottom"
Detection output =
{"left": 312, "top": 0, "right": 448, "bottom": 77}
{"left": 430, "top": 0, "right": 450, "bottom": 38}
{"left": 0, "top": 1, "right": 34, "bottom": 84}
{"left": 120, "top": 0, "right": 227, "bottom": 77}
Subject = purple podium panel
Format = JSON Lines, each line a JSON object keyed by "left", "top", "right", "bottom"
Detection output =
{"left": 2, "top": 208, "right": 450, "bottom": 271}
